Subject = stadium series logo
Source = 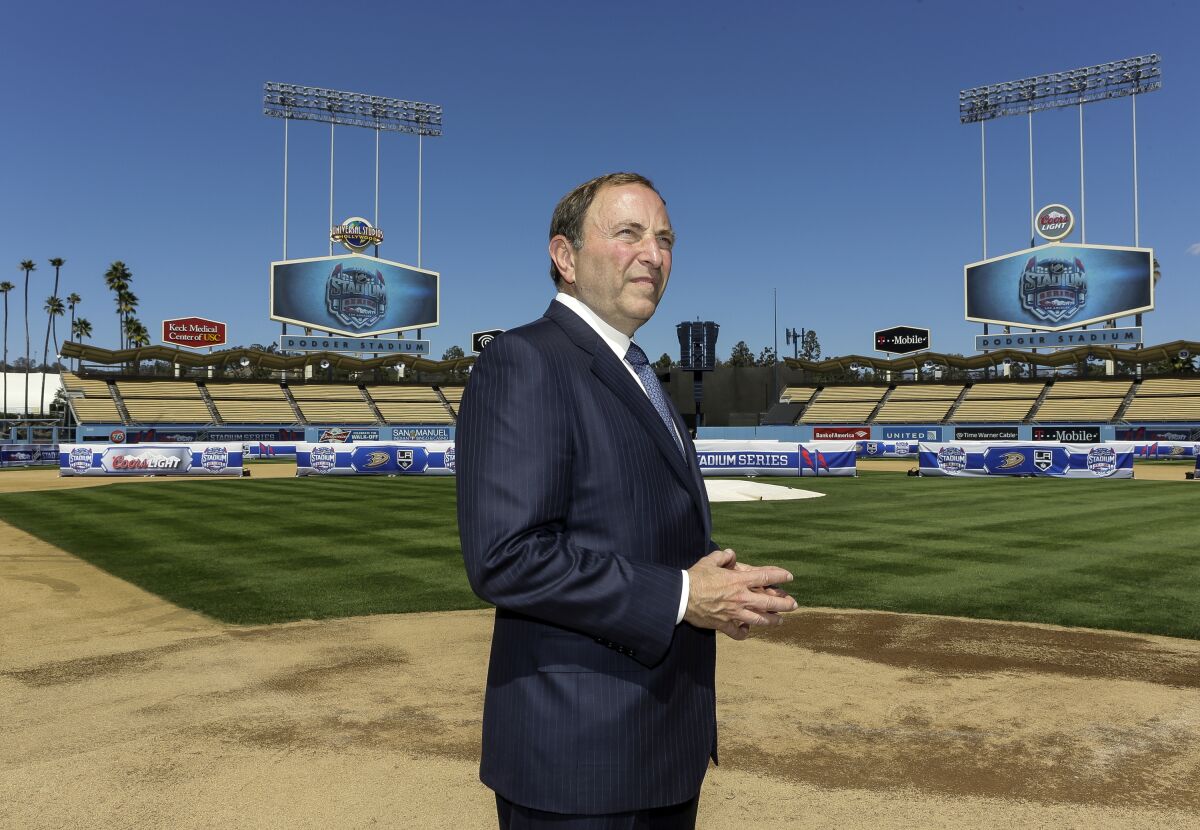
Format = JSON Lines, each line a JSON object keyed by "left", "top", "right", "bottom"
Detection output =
{"left": 1086, "top": 446, "right": 1117, "bottom": 475}
{"left": 201, "top": 446, "right": 228, "bottom": 472}
{"left": 936, "top": 446, "right": 967, "bottom": 473}
{"left": 443, "top": 446, "right": 456, "bottom": 471}
{"left": 69, "top": 446, "right": 93, "bottom": 474}
{"left": 309, "top": 444, "right": 336, "bottom": 473}
{"left": 1020, "top": 256, "right": 1087, "bottom": 324}
{"left": 330, "top": 217, "right": 384, "bottom": 253}
{"left": 326, "top": 263, "right": 387, "bottom": 330}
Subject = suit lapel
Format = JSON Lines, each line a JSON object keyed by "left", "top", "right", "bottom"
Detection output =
{"left": 545, "top": 302, "right": 707, "bottom": 525}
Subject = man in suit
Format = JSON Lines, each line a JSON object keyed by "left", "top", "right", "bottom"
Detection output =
{"left": 457, "top": 172, "right": 798, "bottom": 829}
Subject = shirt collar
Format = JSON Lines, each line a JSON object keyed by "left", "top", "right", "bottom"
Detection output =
{"left": 554, "top": 293, "right": 634, "bottom": 363}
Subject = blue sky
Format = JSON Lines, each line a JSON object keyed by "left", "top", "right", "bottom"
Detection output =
{"left": 2, "top": 1, "right": 1196, "bottom": 365}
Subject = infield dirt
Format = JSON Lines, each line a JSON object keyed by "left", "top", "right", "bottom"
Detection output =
{"left": 2, "top": 469, "right": 1198, "bottom": 829}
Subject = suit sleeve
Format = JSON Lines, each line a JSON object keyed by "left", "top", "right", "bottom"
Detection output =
{"left": 456, "top": 332, "right": 682, "bottom": 667}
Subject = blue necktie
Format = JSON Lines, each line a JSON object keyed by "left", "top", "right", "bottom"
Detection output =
{"left": 625, "top": 343, "right": 685, "bottom": 457}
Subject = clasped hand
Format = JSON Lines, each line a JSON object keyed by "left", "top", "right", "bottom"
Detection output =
{"left": 683, "top": 548, "right": 798, "bottom": 641}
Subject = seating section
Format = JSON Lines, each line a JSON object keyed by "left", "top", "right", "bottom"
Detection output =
{"left": 205, "top": 382, "right": 298, "bottom": 424}
{"left": 117, "top": 379, "right": 213, "bottom": 423}
{"left": 874, "top": 384, "right": 963, "bottom": 423}
{"left": 779, "top": 387, "right": 818, "bottom": 405}
{"left": 1033, "top": 380, "right": 1131, "bottom": 422}
{"left": 952, "top": 382, "right": 1046, "bottom": 422}
{"left": 800, "top": 386, "right": 887, "bottom": 424}
{"left": 1124, "top": 377, "right": 1200, "bottom": 421}
{"left": 61, "top": 372, "right": 123, "bottom": 424}
{"left": 365, "top": 385, "right": 453, "bottom": 424}
{"left": 288, "top": 384, "right": 377, "bottom": 424}
{"left": 438, "top": 386, "right": 465, "bottom": 416}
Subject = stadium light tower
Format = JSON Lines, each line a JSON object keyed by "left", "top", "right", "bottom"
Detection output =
{"left": 960, "top": 55, "right": 1160, "bottom": 358}
{"left": 960, "top": 54, "right": 1160, "bottom": 257}
{"left": 263, "top": 82, "right": 443, "bottom": 261}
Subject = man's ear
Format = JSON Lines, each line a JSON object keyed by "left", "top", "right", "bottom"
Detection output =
{"left": 549, "top": 235, "right": 576, "bottom": 285}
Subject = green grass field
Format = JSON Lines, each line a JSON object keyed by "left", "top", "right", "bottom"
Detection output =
{"left": 1, "top": 469, "right": 1197, "bottom": 638}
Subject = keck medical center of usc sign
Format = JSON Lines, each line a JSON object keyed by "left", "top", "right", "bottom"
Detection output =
{"left": 964, "top": 242, "right": 1153, "bottom": 332}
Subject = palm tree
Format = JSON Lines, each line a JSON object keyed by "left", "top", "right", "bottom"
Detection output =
{"left": 124, "top": 317, "right": 150, "bottom": 374}
{"left": 115, "top": 289, "right": 139, "bottom": 350}
{"left": 40, "top": 295, "right": 65, "bottom": 416}
{"left": 103, "top": 261, "right": 131, "bottom": 348}
{"left": 19, "top": 260, "right": 36, "bottom": 419}
{"left": 0, "top": 280, "right": 12, "bottom": 417}
{"left": 66, "top": 293, "right": 81, "bottom": 371}
{"left": 72, "top": 317, "right": 93, "bottom": 346}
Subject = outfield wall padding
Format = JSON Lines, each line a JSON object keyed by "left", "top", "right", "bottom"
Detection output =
{"left": 694, "top": 441, "right": 857, "bottom": 477}
{"left": 1, "top": 444, "right": 59, "bottom": 468}
{"left": 919, "top": 442, "right": 1135, "bottom": 478}
{"left": 295, "top": 442, "right": 455, "bottom": 476}
{"left": 59, "top": 444, "right": 245, "bottom": 476}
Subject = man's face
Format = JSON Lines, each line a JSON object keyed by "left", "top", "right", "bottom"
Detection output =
{"left": 552, "top": 184, "right": 675, "bottom": 336}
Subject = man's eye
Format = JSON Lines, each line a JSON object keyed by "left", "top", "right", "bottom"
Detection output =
{"left": 657, "top": 236, "right": 675, "bottom": 249}
{"left": 617, "top": 228, "right": 638, "bottom": 239}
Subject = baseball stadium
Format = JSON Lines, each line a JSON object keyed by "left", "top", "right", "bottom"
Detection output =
{"left": 3, "top": 58, "right": 1200, "bottom": 830}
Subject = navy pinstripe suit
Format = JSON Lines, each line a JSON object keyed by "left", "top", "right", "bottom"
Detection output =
{"left": 457, "top": 300, "right": 718, "bottom": 815}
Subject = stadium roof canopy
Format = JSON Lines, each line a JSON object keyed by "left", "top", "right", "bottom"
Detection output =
{"left": 782, "top": 341, "right": 1198, "bottom": 374}
{"left": 60, "top": 342, "right": 475, "bottom": 374}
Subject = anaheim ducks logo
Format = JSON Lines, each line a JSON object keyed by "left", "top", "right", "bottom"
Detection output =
{"left": 363, "top": 451, "right": 391, "bottom": 469}
{"left": 997, "top": 452, "right": 1025, "bottom": 470}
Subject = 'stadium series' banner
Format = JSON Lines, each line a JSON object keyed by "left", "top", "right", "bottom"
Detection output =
{"left": 693, "top": 441, "right": 857, "bottom": 477}
{"left": 965, "top": 243, "right": 1153, "bottom": 331}
{"left": 918, "top": 442, "right": 1134, "bottom": 479}
{"left": 59, "top": 444, "right": 245, "bottom": 476}
{"left": 295, "top": 442, "right": 456, "bottom": 476}
{"left": 270, "top": 254, "right": 439, "bottom": 337}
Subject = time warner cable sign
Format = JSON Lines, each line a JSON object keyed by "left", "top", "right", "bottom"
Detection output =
{"left": 271, "top": 253, "right": 439, "bottom": 337}
{"left": 964, "top": 243, "right": 1153, "bottom": 331}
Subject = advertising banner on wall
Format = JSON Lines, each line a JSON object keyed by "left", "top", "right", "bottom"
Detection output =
{"left": 857, "top": 440, "right": 917, "bottom": 459}
{"left": 918, "top": 442, "right": 1134, "bottom": 478}
{"left": 295, "top": 442, "right": 456, "bottom": 476}
{"left": 270, "top": 254, "right": 439, "bottom": 336}
{"left": 813, "top": 427, "right": 870, "bottom": 440}
{"left": 693, "top": 441, "right": 857, "bottom": 477}
{"left": 59, "top": 444, "right": 245, "bottom": 476}
{"left": 0, "top": 444, "right": 59, "bottom": 468}
{"left": 882, "top": 426, "right": 942, "bottom": 441}
{"left": 965, "top": 243, "right": 1153, "bottom": 331}
{"left": 162, "top": 317, "right": 227, "bottom": 349}
{"left": 1132, "top": 441, "right": 1198, "bottom": 460}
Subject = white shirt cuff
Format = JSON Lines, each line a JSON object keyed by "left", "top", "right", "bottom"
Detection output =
{"left": 676, "top": 569, "right": 689, "bottom": 625}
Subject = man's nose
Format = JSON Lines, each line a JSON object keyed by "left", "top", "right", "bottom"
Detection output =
{"left": 638, "top": 234, "right": 664, "bottom": 268}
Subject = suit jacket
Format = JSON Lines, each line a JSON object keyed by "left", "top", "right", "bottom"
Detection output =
{"left": 456, "top": 300, "right": 718, "bottom": 814}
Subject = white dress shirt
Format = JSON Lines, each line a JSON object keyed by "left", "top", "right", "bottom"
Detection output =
{"left": 554, "top": 293, "right": 691, "bottom": 625}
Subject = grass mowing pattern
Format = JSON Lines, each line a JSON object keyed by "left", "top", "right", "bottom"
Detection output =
{"left": 0, "top": 470, "right": 1196, "bottom": 637}
{"left": 0, "top": 477, "right": 487, "bottom": 623}
{"left": 717, "top": 472, "right": 1200, "bottom": 639}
